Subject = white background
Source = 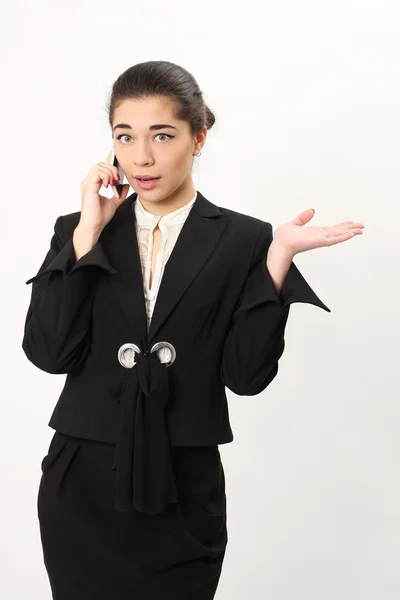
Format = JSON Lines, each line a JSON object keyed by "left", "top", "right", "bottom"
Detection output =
{"left": 2, "top": 0, "right": 399, "bottom": 598}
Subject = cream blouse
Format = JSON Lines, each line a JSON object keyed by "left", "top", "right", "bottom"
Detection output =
{"left": 133, "top": 191, "right": 198, "bottom": 362}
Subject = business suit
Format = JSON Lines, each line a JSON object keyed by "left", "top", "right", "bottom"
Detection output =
{"left": 23, "top": 189, "right": 330, "bottom": 598}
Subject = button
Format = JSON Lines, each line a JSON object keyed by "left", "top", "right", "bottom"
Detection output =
{"left": 117, "top": 343, "right": 141, "bottom": 368}
{"left": 145, "top": 288, "right": 156, "bottom": 301}
{"left": 150, "top": 341, "right": 176, "bottom": 367}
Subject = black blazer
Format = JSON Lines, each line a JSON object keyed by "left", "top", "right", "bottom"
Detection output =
{"left": 22, "top": 190, "right": 331, "bottom": 514}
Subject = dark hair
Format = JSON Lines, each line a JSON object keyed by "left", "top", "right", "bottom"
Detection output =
{"left": 105, "top": 61, "right": 216, "bottom": 136}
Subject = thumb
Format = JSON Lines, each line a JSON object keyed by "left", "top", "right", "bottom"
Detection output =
{"left": 292, "top": 208, "right": 315, "bottom": 226}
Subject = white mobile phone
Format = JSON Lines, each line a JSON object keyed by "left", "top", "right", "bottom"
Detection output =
{"left": 110, "top": 148, "right": 126, "bottom": 199}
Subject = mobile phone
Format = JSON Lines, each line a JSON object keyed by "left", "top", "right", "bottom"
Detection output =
{"left": 110, "top": 148, "right": 126, "bottom": 199}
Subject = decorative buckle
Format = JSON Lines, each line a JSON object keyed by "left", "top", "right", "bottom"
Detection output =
{"left": 150, "top": 341, "right": 176, "bottom": 367}
{"left": 117, "top": 343, "right": 141, "bottom": 368}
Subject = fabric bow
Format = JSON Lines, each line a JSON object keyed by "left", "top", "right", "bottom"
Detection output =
{"left": 111, "top": 351, "right": 178, "bottom": 514}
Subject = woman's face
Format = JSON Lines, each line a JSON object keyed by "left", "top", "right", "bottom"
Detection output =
{"left": 112, "top": 96, "right": 206, "bottom": 210}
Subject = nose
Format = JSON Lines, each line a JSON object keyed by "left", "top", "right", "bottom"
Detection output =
{"left": 132, "top": 144, "right": 155, "bottom": 166}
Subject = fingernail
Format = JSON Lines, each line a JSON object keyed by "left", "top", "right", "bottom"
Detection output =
{"left": 116, "top": 173, "right": 120, "bottom": 180}
{"left": 311, "top": 208, "right": 315, "bottom": 213}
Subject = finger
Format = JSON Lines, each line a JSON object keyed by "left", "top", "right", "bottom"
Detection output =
{"left": 323, "top": 225, "right": 364, "bottom": 235}
{"left": 345, "top": 222, "right": 365, "bottom": 228}
{"left": 323, "top": 224, "right": 365, "bottom": 234}
{"left": 324, "top": 230, "right": 363, "bottom": 246}
{"left": 98, "top": 161, "right": 120, "bottom": 181}
{"left": 97, "top": 167, "right": 117, "bottom": 187}
{"left": 332, "top": 221, "right": 365, "bottom": 229}
{"left": 294, "top": 209, "right": 314, "bottom": 223}
{"left": 341, "top": 222, "right": 365, "bottom": 228}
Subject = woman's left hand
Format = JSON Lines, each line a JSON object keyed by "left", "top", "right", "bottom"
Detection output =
{"left": 273, "top": 209, "right": 365, "bottom": 256}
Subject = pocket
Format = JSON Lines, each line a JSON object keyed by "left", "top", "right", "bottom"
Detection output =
{"left": 40, "top": 431, "right": 82, "bottom": 496}
{"left": 181, "top": 458, "right": 226, "bottom": 517}
{"left": 172, "top": 447, "right": 227, "bottom": 548}
{"left": 40, "top": 431, "right": 68, "bottom": 473}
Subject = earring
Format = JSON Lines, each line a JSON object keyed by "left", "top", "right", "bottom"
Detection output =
{"left": 197, "top": 151, "right": 202, "bottom": 156}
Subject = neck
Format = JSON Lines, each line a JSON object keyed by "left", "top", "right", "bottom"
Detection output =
{"left": 137, "top": 180, "right": 196, "bottom": 216}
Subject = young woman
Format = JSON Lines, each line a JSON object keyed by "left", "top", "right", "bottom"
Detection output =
{"left": 22, "top": 60, "right": 364, "bottom": 600}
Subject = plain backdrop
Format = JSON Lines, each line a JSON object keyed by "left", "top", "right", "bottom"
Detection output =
{"left": 2, "top": 1, "right": 399, "bottom": 598}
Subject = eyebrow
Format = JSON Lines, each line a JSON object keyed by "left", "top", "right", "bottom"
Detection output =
{"left": 112, "top": 123, "right": 178, "bottom": 132}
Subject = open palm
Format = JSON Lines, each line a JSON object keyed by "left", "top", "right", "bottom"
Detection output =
{"left": 273, "top": 209, "right": 365, "bottom": 256}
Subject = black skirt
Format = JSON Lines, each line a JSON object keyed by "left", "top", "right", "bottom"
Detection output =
{"left": 37, "top": 430, "right": 228, "bottom": 600}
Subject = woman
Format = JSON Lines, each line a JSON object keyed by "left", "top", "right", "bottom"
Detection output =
{"left": 22, "top": 61, "right": 364, "bottom": 600}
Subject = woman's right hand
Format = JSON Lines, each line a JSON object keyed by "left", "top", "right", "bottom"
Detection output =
{"left": 78, "top": 150, "right": 130, "bottom": 231}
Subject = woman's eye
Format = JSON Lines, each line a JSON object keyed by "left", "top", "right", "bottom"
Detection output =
{"left": 155, "top": 133, "right": 175, "bottom": 142}
{"left": 116, "top": 134, "right": 132, "bottom": 143}
{"left": 116, "top": 134, "right": 175, "bottom": 143}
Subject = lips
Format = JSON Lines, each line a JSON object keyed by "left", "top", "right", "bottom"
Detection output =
{"left": 135, "top": 177, "right": 161, "bottom": 190}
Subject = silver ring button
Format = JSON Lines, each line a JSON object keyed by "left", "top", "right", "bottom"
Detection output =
{"left": 117, "top": 343, "right": 141, "bottom": 368}
{"left": 150, "top": 341, "right": 176, "bottom": 367}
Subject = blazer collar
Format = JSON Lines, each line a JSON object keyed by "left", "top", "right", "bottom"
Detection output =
{"left": 100, "top": 190, "right": 228, "bottom": 348}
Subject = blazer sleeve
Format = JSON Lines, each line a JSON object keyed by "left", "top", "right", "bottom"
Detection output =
{"left": 220, "top": 222, "right": 331, "bottom": 396}
{"left": 22, "top": 215, "right": 117, "bottom": 374}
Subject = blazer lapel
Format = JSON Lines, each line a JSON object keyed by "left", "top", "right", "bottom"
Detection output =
{"left": 148, "top": 191, "right": 228, "bottom": 345}
{"left": 99, "top": 190, "right": 228, "bottom": 349}
{"left": 98, "top": 191, "right": 148, "bottom": 346}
